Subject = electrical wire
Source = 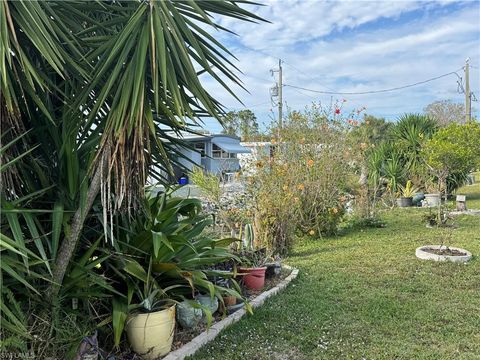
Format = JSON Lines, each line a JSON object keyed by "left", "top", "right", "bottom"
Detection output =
{"left": 283, "top": 69, "right": 463, "bottom": 95}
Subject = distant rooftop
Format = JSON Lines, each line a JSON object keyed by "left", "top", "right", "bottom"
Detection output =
{"left": 166, "top": 131, "right": 241, "bottom": 142}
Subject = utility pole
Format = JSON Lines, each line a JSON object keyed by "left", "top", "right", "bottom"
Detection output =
{"left": 270, "top": 59, "right": 283, "bottom": 136}
{"left": 278, "top": 59, "right": 283, "bottom": 129}
{"left": 465, "top": 58, "right": 471, "bottom": 123}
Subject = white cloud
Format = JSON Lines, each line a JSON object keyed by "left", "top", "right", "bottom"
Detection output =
{"left": 199, "top": 0, "right": 480, "bottom": 131}
{"left": 217, "top": 0, "right": 438, "bottom": 50}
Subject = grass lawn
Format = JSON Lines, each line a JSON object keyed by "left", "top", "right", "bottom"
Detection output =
{"left": 190, "top": 179, "right": 480, "bottom": 360}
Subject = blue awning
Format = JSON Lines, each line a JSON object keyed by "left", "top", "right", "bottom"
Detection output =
{"left": 211, "top": 137, "right": 251, "bottom": 153}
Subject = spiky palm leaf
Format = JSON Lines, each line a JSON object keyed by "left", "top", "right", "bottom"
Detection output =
{"left": 391, "top": 113, "right": 437, "bottom": 175}
{"left": 2, "top": 0, "right": 263, "bottom": 298}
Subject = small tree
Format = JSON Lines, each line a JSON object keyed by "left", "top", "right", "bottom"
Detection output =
{"left": 424, "top": 100, "right": 466, "bottom": 127}
{"left": 422, "top": 122, "right": 480, "bottom": 214}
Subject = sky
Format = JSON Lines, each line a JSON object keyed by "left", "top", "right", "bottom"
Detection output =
{"left": 198, "top": 0, "right": 480, "bottom": 133}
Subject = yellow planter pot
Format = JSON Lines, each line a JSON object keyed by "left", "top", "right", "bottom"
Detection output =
{"left": 126, "top": 305, "right": 176, "bottom": 359}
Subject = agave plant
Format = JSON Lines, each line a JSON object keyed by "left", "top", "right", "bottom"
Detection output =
{"left": 383, "top": 150, "right": 405, "bottom": 194}
{"left": 398, "top": 180, "right": 420, "bottom": 198}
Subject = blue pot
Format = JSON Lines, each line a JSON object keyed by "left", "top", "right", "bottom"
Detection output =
{"left": 412, "top": 192, "right": 425, "bottom": 206}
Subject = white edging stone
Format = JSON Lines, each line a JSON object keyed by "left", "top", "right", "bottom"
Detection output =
{"left": 163, "top": 266, "right": 299, "bottom": 360}
{"left": 415, "top": 245, "right": 472, "bottom": 263}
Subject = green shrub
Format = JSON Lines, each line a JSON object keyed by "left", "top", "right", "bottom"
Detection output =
{"left": 422, "top": 122, "right": 480, "bottom": 195}
{"left": 104, "top": 191, "right": 246, "bottom": 346}
{"left": 247, "top": 103, "right": 355, "bottom": 251}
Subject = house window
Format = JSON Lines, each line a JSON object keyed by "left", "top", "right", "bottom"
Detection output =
{"left": 212, "top": 144, "right": 235, "bottom": 159}
{"left": 212, "top": 144, "right": 222, "bottom": 158}
{"left": 194, "top": 142, "right": 206, "bottom": 157}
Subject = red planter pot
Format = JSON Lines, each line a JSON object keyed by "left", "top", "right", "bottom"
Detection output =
{"left": 239, "top": 266, "right": 267, "bottom": 290}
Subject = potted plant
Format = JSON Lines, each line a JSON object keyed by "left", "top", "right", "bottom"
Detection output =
{"left": 126, "top": 305, "right": 176, "bottom": 360}
{"left": 108, "top": 191, "right": 248, "bottom": 356}
{"left": 396, "top": 180, "right": 419, "bottom": 207}
{"left": 123, "top": 260, "right": 176, "bottom": 360}
{"left": 214, "top": 277, "right": 237, "bottom": 307}
{"left": 424, "top": 193, "right": 441, "bottom": 207}
{"left": 238, "top": 248, "right": 268, "bottom": 291}
{"left": 232, "top": 223, "right": 267, "bottom": 290}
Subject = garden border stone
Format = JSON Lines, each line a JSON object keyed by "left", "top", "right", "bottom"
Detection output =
{"left": 415, "top": 245, "right": 472, "bottom": 263}
{"left": 163, "top": 266, "right": 299, "bottom": 360}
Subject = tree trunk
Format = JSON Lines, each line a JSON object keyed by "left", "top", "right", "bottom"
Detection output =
{"left": 359, "top": 163, "right": 368, "bottom": 186}
{"left": 47, "top": 158, "right": 106, "bottom": 302}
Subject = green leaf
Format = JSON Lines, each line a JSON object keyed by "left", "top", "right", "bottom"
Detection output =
{"left": 112, "top": 297, "right": 128, "bottom": 347}
{"left": 124, "top": 260, "right": 148, "bottom": 282}
{"left": 152, "top": 231, "right": 173, "bottom": 258}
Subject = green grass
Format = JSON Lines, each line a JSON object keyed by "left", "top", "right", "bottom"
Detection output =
{"left": 457, "top": 172, "right": 480, "bottom": 209}
{"left": 190, "top": 180, "right": 480, "bottom": 360}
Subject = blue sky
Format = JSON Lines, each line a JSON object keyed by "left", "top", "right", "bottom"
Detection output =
{"left": 199, "top": 0, "right": 480, "bottom": 133}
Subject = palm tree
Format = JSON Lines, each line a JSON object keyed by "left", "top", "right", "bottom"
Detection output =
{"left": 1, "top": 0, "right": 262, "bottom": 308}
{"left": 390, "top": 113, "right": 437, "bottom": 176}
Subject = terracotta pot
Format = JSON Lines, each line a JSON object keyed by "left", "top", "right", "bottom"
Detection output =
{"left": 239, "top": 266, "right": 267, "bottom": 290}
{"left": 223, "top": 295, "right": 237, "bottom": 306}
{"left": 218, "top": 295, "right": 237, "bottom": 313}
{"left": 126, "top": 305, "right": 175, "bottom": 359}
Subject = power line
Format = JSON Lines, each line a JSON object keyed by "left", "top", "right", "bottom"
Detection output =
{"left": 283, "top": 69, "right": 463, "bottom": 95}
{"left": 248, "top": 101, "right": 272, "bottom": 108}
